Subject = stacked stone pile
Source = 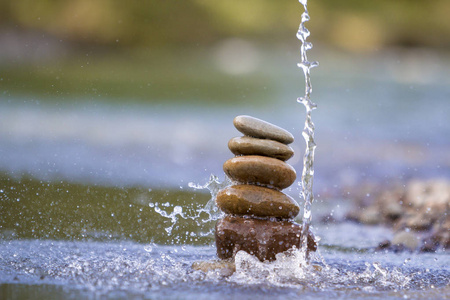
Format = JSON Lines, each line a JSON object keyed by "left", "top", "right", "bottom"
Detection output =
{"left": 215, "top": 115, "right": 316, "bottom": 262}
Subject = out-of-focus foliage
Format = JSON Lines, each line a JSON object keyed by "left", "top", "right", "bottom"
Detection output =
{"left": 0, "top": 0, "right": 449, "bottom": 51}
{"left": 1, "top": 1, "right": 448, "bottom": 102}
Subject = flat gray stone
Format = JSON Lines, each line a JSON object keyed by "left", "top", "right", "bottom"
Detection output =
{"left": 233, "top": 115, "right": 294, "bottom": 144}
{"left": 228, "top": 136, "right": 294, "bottom": 161}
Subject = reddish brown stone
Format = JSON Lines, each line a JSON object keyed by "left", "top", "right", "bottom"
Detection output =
{"left": 215, "top": 215, "right": 317, "bottom": 262}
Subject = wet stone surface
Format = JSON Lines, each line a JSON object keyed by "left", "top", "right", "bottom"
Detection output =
{"left": 215, "top": 215, "right": 317, "bottom": 262}
{"left": 216, "top": 184, "right": 299, "bottom": 219}
{"left": 228, "top": 136, "right": 294, "bottom": 161}
{"left": 233, "top": 115, "right": 294, "bottom": 144}
{"left": 223, "top": 155, "right": 296, "bottom": 190}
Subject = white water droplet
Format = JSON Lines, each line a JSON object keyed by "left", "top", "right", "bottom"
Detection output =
{"left": 173, "top": 206, "right": 182, "bottom": 214}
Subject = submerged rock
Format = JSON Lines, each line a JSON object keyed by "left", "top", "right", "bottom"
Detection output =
{"left": 233, "top": 115, "right": 294, "bottom": 144}
{"left": 215, "top": 215, "right": 317, "bottom": 262}
{"left": 216, "top": 184, "right": 300, "bottom": 218}
{"left": 223, "top": 155, "right": 296, "bottom": 190}
{"left": 228, "top": 136, "right": 294, "bottom": 161}
{"left": 192, "top": 260, "right": 235, "bottom": 276}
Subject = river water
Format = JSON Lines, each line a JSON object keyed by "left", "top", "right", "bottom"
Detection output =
{"left": 1, "top": 48, "right": 449, "bottom": 298}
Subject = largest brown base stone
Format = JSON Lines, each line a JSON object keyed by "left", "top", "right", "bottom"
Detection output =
{"left": 215, "top": 215, "right": 317, "bottom": 262}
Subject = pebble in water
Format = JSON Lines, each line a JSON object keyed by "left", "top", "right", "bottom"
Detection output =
{"left": 214, "top": 115, "right": 316, "bottom": 262}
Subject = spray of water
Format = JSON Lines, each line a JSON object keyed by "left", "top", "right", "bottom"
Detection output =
{"left": 297, "top": 0, "right": 319, "bottom": 259}
{"left": 188, "top": 174, "right": 231, "bottom": 218}
{"left": 150, "top": 174, "right": 229, "bottom": 238}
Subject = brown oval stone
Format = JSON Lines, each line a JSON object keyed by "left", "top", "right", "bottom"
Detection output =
{"left": 223, "top": 156, "right": 296, "bottom": 190}
{"left": 233, "top": 115, "right": 294, "bottom": 144}
{"left": 228, "top": 136, "right": 294, "bottom": 161}
{"left": 215, "top": 215, "right": 317, "bottom": 262}
{"left": 216, "top": 185, "right": 299, "bottom": 218}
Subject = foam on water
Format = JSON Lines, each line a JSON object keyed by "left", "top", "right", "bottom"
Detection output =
{"left": 228, "top": 249, "right": 414, "bottom": 290}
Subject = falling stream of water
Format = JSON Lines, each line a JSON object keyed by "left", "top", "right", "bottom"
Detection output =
{"left": 297, "top": 0, "right": 319, "bottom": 259}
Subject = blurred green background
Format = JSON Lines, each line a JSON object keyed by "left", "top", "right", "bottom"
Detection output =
{"left": 1, "top": 0, "right": 449, "bottom": 103}
{"left": 2, "top": 0, "right": 449, "bottom": 49}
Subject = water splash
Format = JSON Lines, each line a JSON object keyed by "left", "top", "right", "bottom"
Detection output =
{"left": 297, "top": 0, "right": 319, "bottom": 258}
{"left": 151, "top": 175, "right": 230, "bottom": 238}
{"left": 228, "top": 249, "right": 413, "bottom": 290}
{"left": 188, "top": 174, "right": 231, "bottom": 219}
{"left": 230, "top": 248, "right": 314, "bottom": 286}
{"left": 153, "top": 205, "right": 185, "bottom": 235}
{"left": 2, "top": 239, "right": 431, "bottom": 298}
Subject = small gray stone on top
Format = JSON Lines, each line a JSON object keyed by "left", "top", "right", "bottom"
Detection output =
{"left": 233, "top": 115, "right": 294, "bottom": 144}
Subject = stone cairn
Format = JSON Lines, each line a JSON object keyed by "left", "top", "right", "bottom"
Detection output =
{"left": 215, "top": 115, "right": 317, "bottom": 262}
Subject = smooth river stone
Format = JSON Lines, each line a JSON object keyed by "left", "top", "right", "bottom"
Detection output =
{"left": 233, "top": 115, "right": 294, "bottom": 144}
{"left": 215, "top": 215, "right": 317, "bottom": 262}
{"left": 228, "top": 136, "right": 294, "bottom": 161}
{"left": 216, "top": 185, "right": 299, "bottom": 218}
{"left": 223, "top": 156, "right": 296, "bottom": 190}
{"left": 192, "top": 260, "right": 235, "bottom": 276}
